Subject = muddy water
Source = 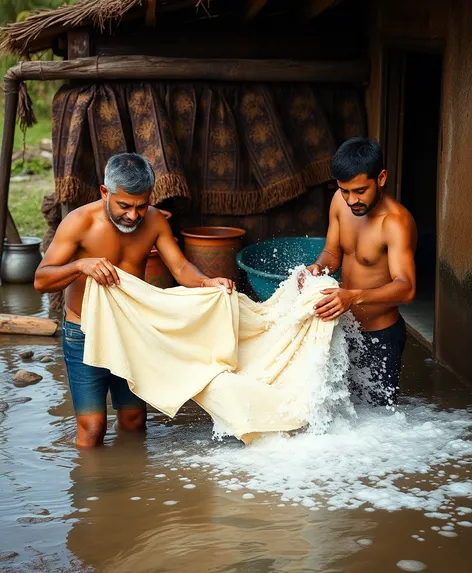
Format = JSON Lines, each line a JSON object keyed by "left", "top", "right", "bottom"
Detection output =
{"left": 0, "top": 286, "right": 471, "bottom": 573}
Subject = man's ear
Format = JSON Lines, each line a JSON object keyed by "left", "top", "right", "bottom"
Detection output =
{"left": 378, "top": 169, "right": 387, "bottom": 188}
{"left": 100, "top": 185, "right": 109, "bottom": 200}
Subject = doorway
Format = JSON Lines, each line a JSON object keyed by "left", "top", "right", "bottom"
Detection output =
{"left": 382, "top": 49, "right": 443, "bottom": 348}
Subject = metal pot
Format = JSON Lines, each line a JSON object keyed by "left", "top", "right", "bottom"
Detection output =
{"left": 1, "top": 236, "right": 43, "bottom": 283}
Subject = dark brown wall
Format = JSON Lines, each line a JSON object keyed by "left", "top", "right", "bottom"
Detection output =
{"left": 436, "top": 0, "right": 472, "bottom": 381}
{"left": 367, "top": 0, "right": 472, "bottom": 382}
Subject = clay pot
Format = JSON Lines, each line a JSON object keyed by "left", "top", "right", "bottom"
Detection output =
{"left": 181, "top": 226, "right": 246, "bottom": 284}
{"left": 144, "top": 209, "right": 175, "bottom": 289}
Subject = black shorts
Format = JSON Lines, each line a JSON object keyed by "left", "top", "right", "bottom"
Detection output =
{"left": 348, "top": 317, "right": 407, "bottom": 407}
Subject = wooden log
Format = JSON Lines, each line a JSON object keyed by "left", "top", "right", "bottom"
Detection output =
{"left": 0, "top": 313, "right": 59, "bottom": 336}
{"left": 0, "top": 79, "right": 19, "bottom": 286}
{"left": 245, "top": 0, "right": 268, "bottom": 20}
{"left": 67, "top": 30, "right": 90, "bottom": 59}
{"left": 6, "top": 55, "right": 370, "bottom": 84}
{"left": 6, "top": 209, "right": 21, "bottom": 243}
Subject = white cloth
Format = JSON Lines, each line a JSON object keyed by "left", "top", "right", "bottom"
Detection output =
{"left": 81, "top": 268, "right": 339, "bottom": 443}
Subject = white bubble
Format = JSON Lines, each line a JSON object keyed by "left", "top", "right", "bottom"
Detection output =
{"left": 163, "top": 500, "right": 178, "bottom": 505}
{"left": 438, "top": 531, "right": 458, "bottom": 537}
{"left": 155, "top": 474, "right": 166, "bottom": 478}
{"left": 242, "top": 493, "right": 255, "bottom": 499}
{"left": 86, "top": 497, "right": 99, "bottom": 501}
{"left": 357, "top": 539, "right": 373, "bottom": 547}
{"left": 184, "top": 484, "right": 197, "bottom": 489}
{"left": 78, "top": 508, "right": 90, "bottom": 513}
{"left": 457, "top": 521, "right": 472, "bottom": 527}
{"left": 130, "top": 497, "right": 141, "bottom": 501}
{"left": 396, "top": 560, "right": 427, "bottom": 571}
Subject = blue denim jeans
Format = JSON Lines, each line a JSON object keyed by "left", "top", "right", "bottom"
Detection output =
{"left": 62, "top": 319, "right": 146, "bottom": 416}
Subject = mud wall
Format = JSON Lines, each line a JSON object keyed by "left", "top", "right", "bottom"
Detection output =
{"left": 436, "top": 1, "right": 472, "bottom": 381}
{"left": 366, "top": 0, "right": 472, "bottom": 382}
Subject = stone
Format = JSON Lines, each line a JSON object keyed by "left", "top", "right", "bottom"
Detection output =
{"left": 17, "top": 516, "right": 54, "bottom": 524}
{"left": 39, "top": 356, "right": 53, "bottom": 363}
{"left": 10, "top": 396, "right": 32, "bottom": 404}
{"left": 0, "top": 551, "right": 19, "bottom": 562}
{"left": 13, "top": 371, "right": 43, "bottom": 387}
{"left": 0, "top": 400, "right": 9, "bottom": 412}
{"left": 19, "top": 350, "right": 34, "bottom": 360}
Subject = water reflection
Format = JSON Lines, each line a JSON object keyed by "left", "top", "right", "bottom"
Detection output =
{"left": 0, "top": 286, "right": 471, "bottom": 573}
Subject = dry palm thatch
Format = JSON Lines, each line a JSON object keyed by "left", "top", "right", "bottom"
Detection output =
{"left": 0, "top": 0, "right": 146, "bottom": 57}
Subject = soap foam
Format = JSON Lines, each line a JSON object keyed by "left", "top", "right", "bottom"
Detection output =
{"left": 181, "top": 267, "right": 472, "bottom": 514}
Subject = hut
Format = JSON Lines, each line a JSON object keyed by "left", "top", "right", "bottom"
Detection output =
{"left": 0, "top": 0, "right": 471, "bottom": 384}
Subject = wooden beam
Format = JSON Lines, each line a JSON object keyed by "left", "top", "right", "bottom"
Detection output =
{"left": 301, "top": 0, "right": 339, "bottom": 20}
{"left": 6, "top": 55, "right": 370, "bottom": 84}
{"left": 67, "top": 29, "right": 90, "bottom": 59}
{"left": 0, "top": 79, "right": 19, "bottom": 286}
{"left": 6, "top": 210, "right": 21, "bottom": 243}
{"left": 145, "top": 0, "right": 157, "bottom": 26}
{"left": 245, "top": 0, "right": 268, "bottom": 20}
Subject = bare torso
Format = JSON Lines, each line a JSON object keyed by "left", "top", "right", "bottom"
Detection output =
{"left": 337, "top": 192, "right": 411, "bottom": 330}
{"left": 64, "top": 202, "right": 160, "bottom": 323}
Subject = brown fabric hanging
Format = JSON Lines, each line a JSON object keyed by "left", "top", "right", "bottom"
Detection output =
{"left": 51, "top": 81, "right": 366, "bottom": 216}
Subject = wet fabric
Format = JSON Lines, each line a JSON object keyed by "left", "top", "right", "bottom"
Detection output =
{"left": 51, "top": 81, "right": 366, "bottom": 215}
{"left": 80, "top": 268, "right": 339, "bottom": 443}
{"left": 349, "top": 317, "right": 407, "bottom": 407}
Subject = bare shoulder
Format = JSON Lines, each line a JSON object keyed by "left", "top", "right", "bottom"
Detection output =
{"left": 146, "top": 206, "right": 172, "bottom": 232}
{"left": 330, "top": 189, "right": 344, "bottom": 215}
{"left": 56, "top": 201, "right": 98, "bottom": 238}
{"left": 382, "top": 198, "right": 417, "bottom": 243}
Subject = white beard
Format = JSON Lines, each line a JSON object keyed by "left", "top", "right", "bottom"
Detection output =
{"left": 107, "top": 199, "right": 139, "bottom": 233}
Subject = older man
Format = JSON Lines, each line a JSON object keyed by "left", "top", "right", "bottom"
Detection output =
{"left": 35, "top": 152, "right": 234, "bottom": 447}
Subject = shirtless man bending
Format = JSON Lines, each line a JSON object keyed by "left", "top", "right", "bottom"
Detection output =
{"left": 301, "top": 137, "right": 417, "bottom": 406}
{"left": 34, "top": 153, "right": 234, "bottom": 447}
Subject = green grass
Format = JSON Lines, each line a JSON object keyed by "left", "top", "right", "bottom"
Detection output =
{"left": 0, "top": 115, "right": 54, "bottom": 240}
{"left": 0, "top": 114, "right": 52, "bottom": 152}
{"left": 8, "top": 170, "right": 54, "bottom": 239}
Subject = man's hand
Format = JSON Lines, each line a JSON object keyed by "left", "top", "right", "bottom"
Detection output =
{"left": 202, "top": 277, "right": 235, "bottom": 294}
{"left": 297, "top": 263, "right": 322, "bottom": 291}
{"left": 77, "top": 258, "right": 120, "bottom": 287}
{"left": 314, "top": 288, "right": 356, "bottom": 321}
{"left": 307, "top": 263, "right": 322, "bottom": 276}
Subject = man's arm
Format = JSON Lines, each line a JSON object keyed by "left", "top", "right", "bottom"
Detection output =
{"left": 34, "top": 212, "right": 120, "bottom": 293}
{"left": 309, "top": 191, "right": 343, "bottom": 276}
{"left": 315, "top": 213, "right": 417, "bottom": 321}
{"left": 154, "top": 215, "right": 234, "bottom": 293}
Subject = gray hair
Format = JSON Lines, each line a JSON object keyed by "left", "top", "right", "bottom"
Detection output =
{"left": 104, "top": 152, "right": 155, "bottom": 195}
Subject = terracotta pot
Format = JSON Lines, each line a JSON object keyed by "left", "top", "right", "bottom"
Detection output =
{"left": 144, "top": 209, "right": 175, "bottom": 289}
{"left": 181, "top": 226, "right": 246, "bottom": 284}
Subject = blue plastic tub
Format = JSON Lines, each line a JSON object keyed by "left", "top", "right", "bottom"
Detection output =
{"left": 236, "top": 237, "right": 340, "bottom": 301}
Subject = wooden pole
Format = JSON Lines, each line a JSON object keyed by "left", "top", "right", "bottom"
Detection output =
{"left": 0, "top": 79, "right": 19, "bottom": 286}
{"left": 6, "top": 210, "right": 21, "bottom": 243}
{"left": 6, "top": 55, "right": 370, "bottom": 84}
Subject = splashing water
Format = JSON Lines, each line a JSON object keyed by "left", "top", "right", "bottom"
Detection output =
{"left": 179, "top": 266, "right": 472, "bottom": 515}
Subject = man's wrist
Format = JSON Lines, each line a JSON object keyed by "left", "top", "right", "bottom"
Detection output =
{"left": 200, "top": 276, "right": 210, "bottom": 287}
{"left": 351, "top": 289, "right": 364, "bottom": 305}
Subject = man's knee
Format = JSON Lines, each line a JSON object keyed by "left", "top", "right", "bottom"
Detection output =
{"left": 76, "top": 414, "right": 107, "bottom": 447}
{"left": 117, "top": 408, "right": 146, "bottom": 432}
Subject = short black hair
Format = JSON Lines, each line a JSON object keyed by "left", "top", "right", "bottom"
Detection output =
{"left": 330, "top": 137, "right": 384, "bottom": 181}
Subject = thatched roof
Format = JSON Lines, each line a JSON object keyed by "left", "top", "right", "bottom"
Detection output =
{"left": 0, "top": 0, "right": 148, "bottom": 57}
{"left": 0, "top": 0, "right": 345, "bottom": 59}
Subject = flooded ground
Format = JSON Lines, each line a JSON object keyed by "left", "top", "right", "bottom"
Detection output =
{"left": 0, "top": 285, "right": 471, "bottom": 573}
